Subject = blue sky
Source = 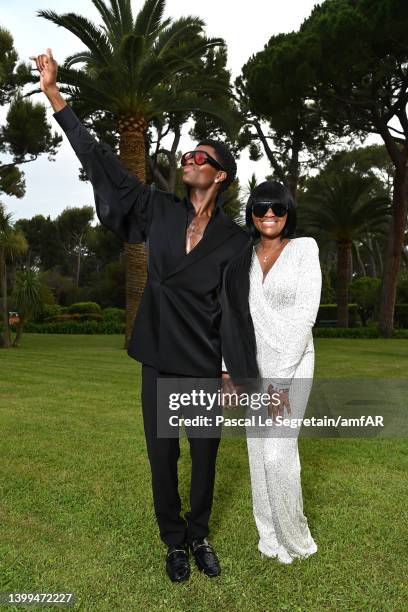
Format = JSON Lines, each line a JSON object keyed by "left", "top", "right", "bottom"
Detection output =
{"left": 1, "top": 0, "right": 323, "bottom": 221}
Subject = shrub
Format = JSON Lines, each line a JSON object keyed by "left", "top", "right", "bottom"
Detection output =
{"left": 103, "top": 307, "right": 126, "bottom": 323}
{"left": 313, "top": 325, "right": 408, "bottom": 338}
{"left": 349, "top": 276, "right": 381, "bottom": 325}
{"left": 22, "top": 320, "right": 125, "bottom": 334}
{"left": 316, "top": 303, "right": 360, "bottom": 327}
{"left": 395, "top": 304, "right": 408, "bottom": 328}
{"left": 393, "top": 328, "right": 408, "bottom": 338}
{"left": 397, "top": 271, "right": 408, "bottom": 303}
{"left": 44, "top": 313, "right": 103, "bottom": 323}
{"left": 313, "top": 326, "right": 379, "bottom": 338}
{"left": 34, "top": 303, "right": 64, "bottom": 323}
{"left": 316, "top": 304, "right": 337, "bottom": 321}
{"left": 67, "top": 301, "right": 102, "bottom": 315}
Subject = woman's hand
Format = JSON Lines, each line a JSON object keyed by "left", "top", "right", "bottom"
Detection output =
{"left": 30, "top": 48, "right": 58, "bottom": 94}
{"left": 267, "top": 384, "right": 291, "bottom": 422}
{"left": 221, "top": 372, "right": 239, "bottom": 409}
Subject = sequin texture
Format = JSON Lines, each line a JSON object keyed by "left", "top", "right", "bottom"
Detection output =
{"left": 247, "top": 237, "right": 322, "bottom": 564}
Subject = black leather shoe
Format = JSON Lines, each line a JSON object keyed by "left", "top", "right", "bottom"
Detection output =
{"left": 165, "top": 544, "right": 190, "bottom": 582}
{"left": 190, "top": 538, "right": 221, "bottom": 577}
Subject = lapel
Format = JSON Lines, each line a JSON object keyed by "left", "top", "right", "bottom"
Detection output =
{"left": 163, "top": 196, "right": 237, "bottom": 279}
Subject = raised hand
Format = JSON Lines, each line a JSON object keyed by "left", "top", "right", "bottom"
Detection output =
{"left": 29, "top": 48, "right": 58, "bottom": 94}
{"left": 29, "top": 48, "right": 66, "bottom": 112}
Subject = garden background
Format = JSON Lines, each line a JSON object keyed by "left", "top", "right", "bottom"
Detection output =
{"left": 1, "top": 1, "right": 407, "bottom": 610}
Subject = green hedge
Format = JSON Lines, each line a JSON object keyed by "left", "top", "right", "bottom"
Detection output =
{"left": 395, "top": 304, "right": 408, "bottom": 328}
{"left": 316, "top": 303, "right": 408, "bottom": 329}
{"left": 316, "top": 304, "right": 360, "bottom": 327}
{"left": 11, "top": 323, "right": 408, "bottom": 338}
{"left": 20, "top": 321, "right": 125, "bottom": 334}
{"left": 103, "top": 307, "right": 126, "bottom": 323}
{"left": 44, "top": 313, "right": 103, "bottom": 323}
{"left": 36, "top": 303, "right": 64, "bottom": 322}
{"left": 67, "top": 302, "right": 102, "bottom": 315}
{"left": 313, "top": 326, "right": 408, "bottom": 338}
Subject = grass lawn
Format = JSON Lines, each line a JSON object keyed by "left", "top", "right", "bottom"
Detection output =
{"left": 1, "top": 335, "right": 407, "bottom": 611}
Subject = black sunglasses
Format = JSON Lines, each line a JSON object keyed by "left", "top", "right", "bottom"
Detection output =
{"left": 251, "top": 200, "right": 288, "bottom": 218}
{"left": 181, "top": 150, "right": 225, "bottom": 171}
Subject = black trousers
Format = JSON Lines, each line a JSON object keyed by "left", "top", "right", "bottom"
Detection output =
{"left": 141, "top": 364, "right": 221, "bottom": 546}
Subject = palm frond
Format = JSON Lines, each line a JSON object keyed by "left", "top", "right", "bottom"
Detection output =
{"left": 153, "top": 17, "right": 205, "bottom": 58}
{"left": 116, "top": 0, "right": 133, "bottom": 34}
{"left": 151, "top": 93, "right": 237, "bottom": 137}
{"left": 117, "top": 33, "right": 145, "bottom": 92}
{"left": 0, "top": 205, "right": 14, "bottom": 234}
{"left": 64, "top": 51, "right": 95, "bottom": 68}
{"left": 37, "top": 10, "right": 113, "bottom": 67}
{"left": 0, "top": 227, "right": 27, "bottom": 258}
{"left": 36, "top": 2, "right": 231, "bottom": 127}
{"left": 134, "top": 56, "right": 170, "bottom": 91}
{"left": 90, "top": 0, "right": 123, "bottom": 45}
{"left": 166, "top": 36, "right": 225, "bottom": 67}
{"left": 300, "top": 171, "right": 391, "bottom": 241}
{"left": 90, "top": 0, "right": 117, "bottom": 32}
{"left": 13, "top": 269, "right": 43, "bottom": 317}
{"left": 109, "top": 0, "right": 122, "bottom": 24}
{"left": 351, "top": 196, "right": 392, "bottom": 228}
{"left": 134, "top": 0, "right": 165, "bottom": 38}
{"left": 140, "top": 36, "right": 225, "bottom": 92}
{"left": 55, "top": 66, "right": 116, "bottom": 111}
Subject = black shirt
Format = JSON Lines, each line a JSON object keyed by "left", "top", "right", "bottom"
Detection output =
{"left": 53, "top": 104, "right": 252, "bottom": 377}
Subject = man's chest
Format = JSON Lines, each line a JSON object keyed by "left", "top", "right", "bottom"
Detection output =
{"left": 185, "top": 214, "right": 211, "bottom": 254}
{"left": 145, "top": 196, "right": 247, "bottom": 284}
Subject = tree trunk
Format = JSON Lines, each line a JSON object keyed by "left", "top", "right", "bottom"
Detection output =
{"left": 287, "top": 134, "right": 301, "bottom": 201}
{"left": 374, "top": 238, "right": 384, "bottom": 276}
{"left": 12, "top": 316, "right": 24, "bottom": 347}
{"left": 76, "top": 241, "right": 81, "bottom": 287}
{"left": 379, "top": 164, "right": 408, "bottom": 337}
{"left": 354, "top": 242, "right": 366, "bottom": 276}
{"left": 118, "top": 116, "right": 148, "bottom": 348}
{"left": 168, "top": 125, "right": 181, "bottom": 193}
{"left": 366, "top": 234, "right": 377, "bottom": 277}
{"left": 337, "top": 240, "right": 352, "bottom": 327}
{"left": 0, "top": 250, "right": 11, "bottom": 348}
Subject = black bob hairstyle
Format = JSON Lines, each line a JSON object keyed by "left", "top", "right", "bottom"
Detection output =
{"left": 245, "top": 180, "right": 297, "bottom": 241}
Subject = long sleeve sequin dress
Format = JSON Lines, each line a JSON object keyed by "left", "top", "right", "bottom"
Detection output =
{"left": 247, "top": 237, "right": 322, "bottom": 564}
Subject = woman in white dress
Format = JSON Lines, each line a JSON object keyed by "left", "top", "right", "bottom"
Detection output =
{"left": 221, "top": 181, "right": 322, "bottom": 564}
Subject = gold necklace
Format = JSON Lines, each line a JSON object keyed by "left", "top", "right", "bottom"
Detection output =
{"left": 257, "top": 240, "right": 286, "bottom": 263}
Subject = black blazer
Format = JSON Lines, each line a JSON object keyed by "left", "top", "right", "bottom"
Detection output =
{"left": 220, "top": 241, "right": 259, "bottom": 383}
{"left": 54, "top": 105, "right": 254, "bottom": 378}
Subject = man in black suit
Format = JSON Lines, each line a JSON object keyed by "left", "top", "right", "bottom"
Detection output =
{"left": 31, "top": 49, "right": 251, "bottom": 582}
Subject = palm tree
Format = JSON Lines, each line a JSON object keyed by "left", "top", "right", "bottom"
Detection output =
{"left": 11, "top": 269, "right": 43, "bottom": 347}
{"left": 299, "top": 172, "right": 391, "bottom": 327}
{"left": 36, "top": 0, "right": 235, "bottom": 346}
{"left": 243, "top": 173, "right": 258, "bottom": 199}
{"left": 0, "top": 204, "right": 28, "bottom": 348}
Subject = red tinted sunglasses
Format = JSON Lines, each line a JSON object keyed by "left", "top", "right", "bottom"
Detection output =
{"left": 181, "top": 150, "right": 225, "bottom": 171}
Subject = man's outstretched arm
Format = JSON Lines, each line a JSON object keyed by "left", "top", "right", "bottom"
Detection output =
{"left": 30, "top": 48, "right": 154, "bottom": 243}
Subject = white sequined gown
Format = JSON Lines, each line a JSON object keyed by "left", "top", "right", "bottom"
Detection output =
{"left": 247, "top": 237, "right": 322, "bottom": 564}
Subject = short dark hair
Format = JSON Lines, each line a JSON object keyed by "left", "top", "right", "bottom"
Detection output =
{"left": 245, "top": 181, "right": 297, "bottom": 241}
{"left": 197, "top": 139, "right": 237, "bottom": 193}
